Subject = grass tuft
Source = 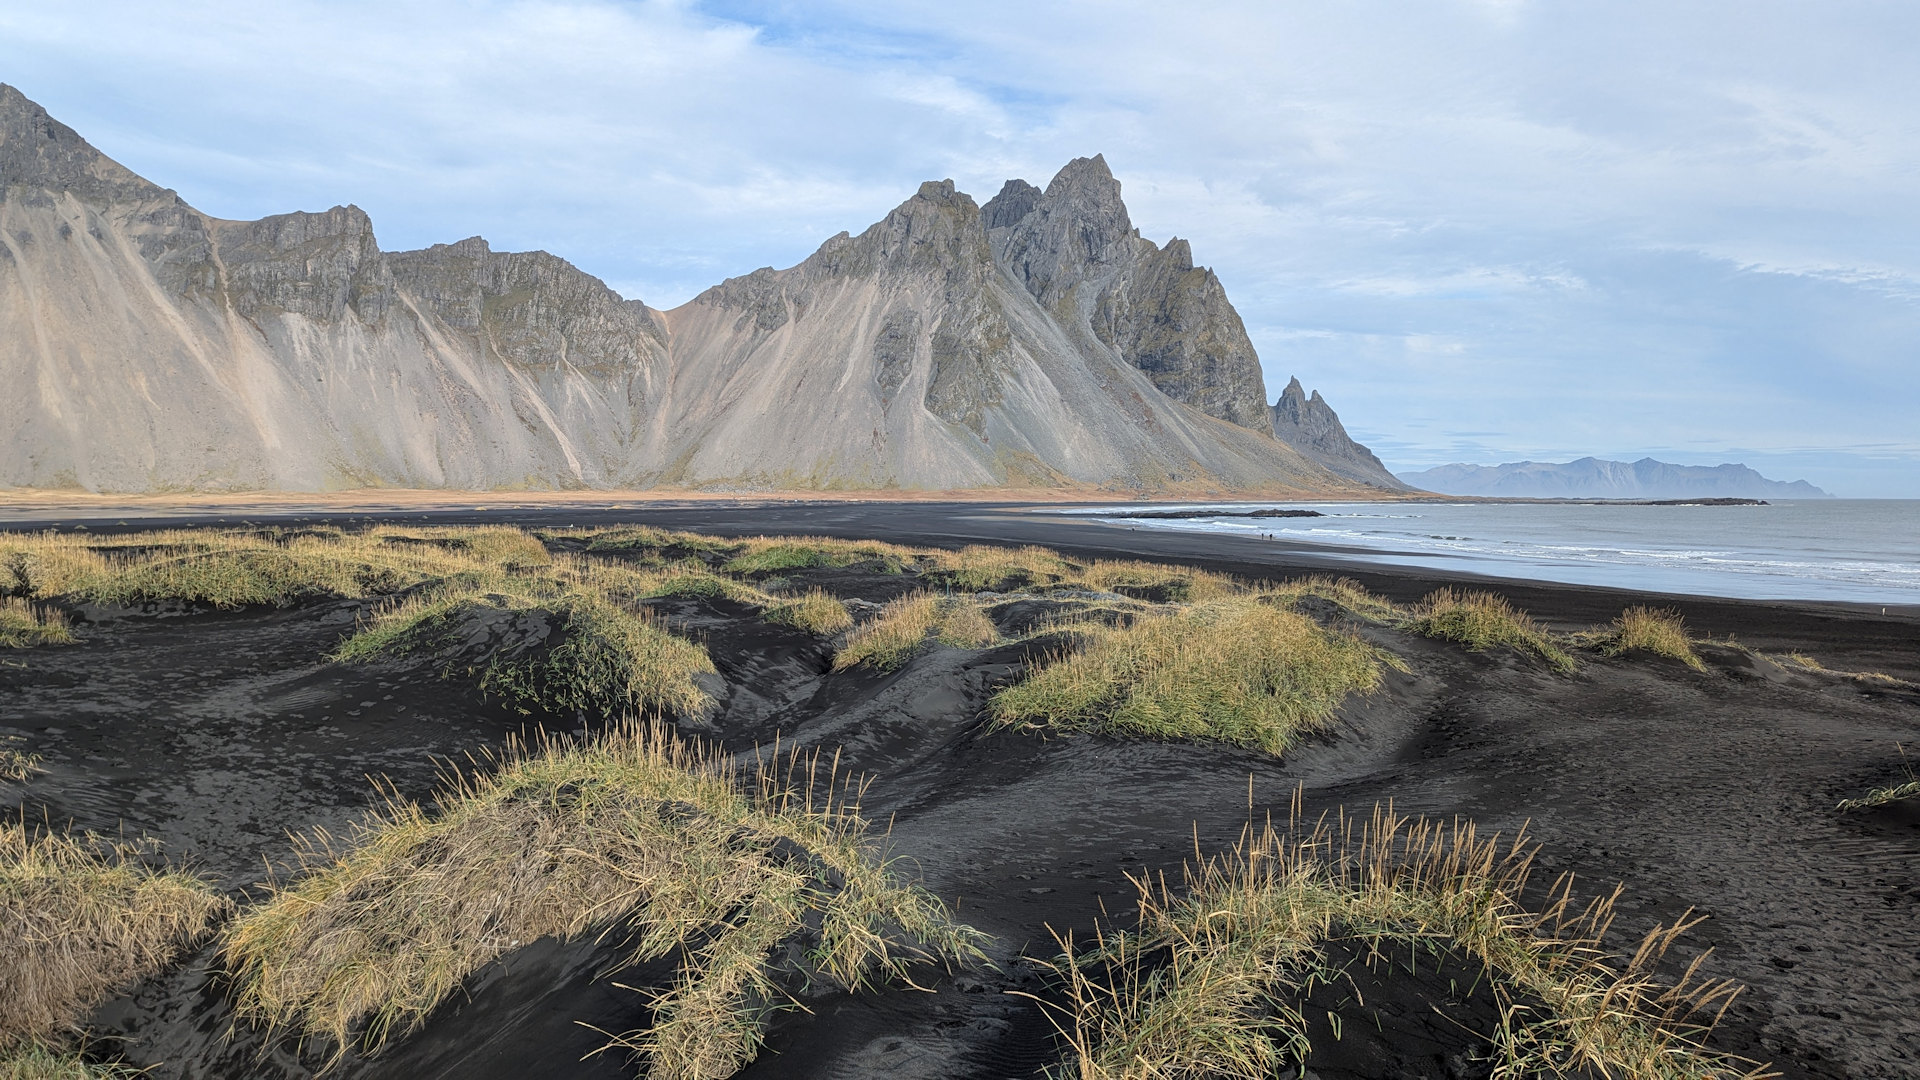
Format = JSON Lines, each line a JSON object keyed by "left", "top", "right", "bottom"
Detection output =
{"left": 0, "top": 741, "right": 40, "bottom": 783}
{"left": 1837, "top": 745, "right": 1920, "bottom": 811}
{"left": 763, "top": 589, "right": 854, "bottom": 635}
{"left": 221, "top": 725, "right": 987, "bottom": 1075}
{"left": 1038, "top": 803, "right": 1770, "bottom": 1079}
{"left": 831, "top": 593, "right": 999, "bottom": 672}
{"left": 0, "top": 599, "right": 73, "bottom": 648}
{"left": 0, "top": 1043, "right": 144, "bottom": 1079}
{"left": 1598, "top": 607, "right": 1707, "bottom": 671}
{"left": 1, "top": 823, "right": 229, "bottom": 1053}
{"left": 990, "top": 596, "right": 1386, "bottom": 756}
{"left": 1403, "top": 589, "right": 1576, "bottom": 673}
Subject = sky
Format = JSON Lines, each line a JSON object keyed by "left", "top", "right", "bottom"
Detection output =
{"left": 3, "top": 0, "right": 1916, "bottom": 495}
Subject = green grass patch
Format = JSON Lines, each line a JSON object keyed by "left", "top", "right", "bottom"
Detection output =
{"left": 221, "top": 724, "right": 988, "bottom": 1075}
{"left": 1403, "top": 588, "right": 1576, "bottom": 673}
{"left": 1041, "top": 806, "right": 1767, "bottom": 1079}
{"left": 990, "top": 596, "right": 1386, "bottom": 756}
{"left": 0, "top": 1043, "right": 143, "bottom": 1079}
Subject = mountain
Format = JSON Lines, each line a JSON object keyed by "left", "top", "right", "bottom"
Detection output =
{"left": 1397, "top": 457, "right": 1834, "bottom": 499}
{"left": 0, "top": 85, "right": 1397, "bottom": 494}
{"left": 1269, "top": 376, "right": 1406, "bottom": 488}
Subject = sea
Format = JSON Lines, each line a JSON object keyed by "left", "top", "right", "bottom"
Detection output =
{"left": 1056, "top": 499, "right": 1920, "bottom": 606}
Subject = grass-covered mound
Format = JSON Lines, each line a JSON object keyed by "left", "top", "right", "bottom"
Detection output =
{"left": 1040, "top": 805, "right": 1766, "bottom": 1079}
{"left": 1403, "top": 588, "right": 1578, "bottom": 673}
{"left": 762, "top": 588, "right": 854, "bottom": 635}
{"left": 832, "top": 592, "right": 998, "bottom": 672}
{"left": 989, "top": 596, "right": 1392, "bottom": 756}
{"left": 1595, "top": 606, "right": 1707, "bottom": 670}
{"left": 1, "top": 526, "right": 551, "bottom": 610}
{"left": 221, "top": 724, "right": 988, "bottom": 1077}
{"left": 332, "top": 565, "right": 720, "bottom": 720}
{"left": 0, "top": 824, "right": 227, "bottom": 1073}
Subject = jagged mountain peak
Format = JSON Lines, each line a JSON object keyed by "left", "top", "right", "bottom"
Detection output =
{"left": 0, "top": 83, "right": 168, "bottom": 207}
{"left": 0, "top": 89, "right": 1394, "bottom": 496}
{"left": 982, "top": 178, "right": 1042, "bottom": 229}
{"left": 1270, "top": 379, "right": 1407, "bottom": 490}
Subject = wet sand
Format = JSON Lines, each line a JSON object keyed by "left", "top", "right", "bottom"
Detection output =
{"left": 2, "top": 502, "right": 1916, "bottom": 1078}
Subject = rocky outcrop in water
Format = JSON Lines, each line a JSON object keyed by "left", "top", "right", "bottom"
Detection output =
{"left": 0, "top": 85, "right": 1393, "bottom": 494}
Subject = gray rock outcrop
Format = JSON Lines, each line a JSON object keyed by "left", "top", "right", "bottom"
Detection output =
{"left": 985, "top": 155, "right": 1271, "bottom": 431}
{"left": 0, "top": 85, "right": 1393, "bottom": 495}
{"left": 1270, "top": 377, "right": 1407, "bottom": 489}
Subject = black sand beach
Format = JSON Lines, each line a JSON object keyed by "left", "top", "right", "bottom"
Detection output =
{"left": 3, "top": 501, "right": 1916, "bottom": 1078}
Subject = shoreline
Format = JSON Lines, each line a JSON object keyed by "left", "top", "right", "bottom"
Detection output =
{"left": 3, "top": 496, "right": 1913, "bottom": 644}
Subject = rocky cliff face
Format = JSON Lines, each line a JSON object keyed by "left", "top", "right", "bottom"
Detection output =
{"left": 984, "top": 156, "right": 1271, "bottom": 431}
{"left": 659, "top": 178, "right": 1332, "bottom": 491}
{"left": 0, "top": 85, "right": 1391, "bottom": 495}
{"left": 1270, "top": 377, "right": 1407, "bottom": 489}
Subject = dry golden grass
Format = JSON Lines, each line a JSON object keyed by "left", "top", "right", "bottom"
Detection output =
{"left": 579, "top": 526, "right": 736, "bottom": 557}
{"left": 1597, "top": 607, "right": 1707, "bottom": 671}
{"left": 917, "top": 544, "right": 1239, "bottom": 602}
{"left": 0, "top": 742, "right": 39, "bottom": 784}
{"left": 1775, "top": 652, "right": 1906, "bottom": 686}
{"left": 763, "top": 588, "right": 855, "bottom": 635}
{"left": 990, "top": 596, "right": 1389, "bottom": 756}
{"left": 1404, "top": 588, "right": 1577, "bottom": 673}
{"left": 1038, "top": 802, "right": 1769, "bottom": 1079}
{"left": 720, "top": 536, "right": 912, "bottom": 576}
{"left": 0, "top": 526, "right": 547, "bottom": 610}
{"left": 923, "top": 544, "right": 1078, "bottom": 591}
{"left": 0, "top": 599, "right": 73, "bottom": 648}
{"left": 831, "top": 593, "right": 1000, "bottom": 672}
{"left": 222, "top": 725, "right": 986, "bottom": 1076}
{"left": 1, "top": 823, "right": 228, "bottom": 1053}
{"left": 1266, "top": 575, "right": 1404, "bottom": 622}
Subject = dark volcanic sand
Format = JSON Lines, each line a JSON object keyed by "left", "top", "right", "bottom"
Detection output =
{"left": 2, "top": 503, "right": 1917, "bottom": 1079}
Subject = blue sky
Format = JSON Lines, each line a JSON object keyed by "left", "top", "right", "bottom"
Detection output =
{"left": 3, "top": 0, "right": 1916, "bottom": 494}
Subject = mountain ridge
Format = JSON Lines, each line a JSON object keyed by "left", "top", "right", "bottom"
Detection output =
{"left": 0, "top": 84, "right": 1400, "bottom": 495}
{"left": 1397, "top": 457, "right": 1833, "bottom": 499}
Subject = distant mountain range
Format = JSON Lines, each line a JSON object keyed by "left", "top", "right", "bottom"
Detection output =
{"left": 0, "top": 84, "right": 1405, "bottom": 495}
{"left": 1397, "top": 457, "right": 1833, "bottom": 499}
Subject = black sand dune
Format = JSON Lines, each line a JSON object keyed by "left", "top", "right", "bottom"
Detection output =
{"left": 3, "top": 503, "right": 1916, "bottom": 1078}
